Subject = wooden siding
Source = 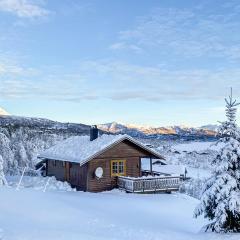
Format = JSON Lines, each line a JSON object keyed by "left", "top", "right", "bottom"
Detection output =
{"left": 96, "top": 140, "right": 153, "bottom": 159}
{"left": 86, "top": 140, "right": 154, "bottom": 192}
{"left": 47, "top": 160, "right": 88, "bottom": 191}
{"left": 47, "top": 160, "right": 65, "bottom": 181}
{"left": 69, "top": 163, "right": 88, "bottom": 191}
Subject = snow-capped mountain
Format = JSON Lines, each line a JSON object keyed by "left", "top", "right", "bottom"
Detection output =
{"left": 0, "top": 107, "right": 9, "bottom": 116}
{"left": 98, "top": 122, "right": 218, "bottom": 139}
{"left": 200, "top": 124, "right": 219, "bottom": 132}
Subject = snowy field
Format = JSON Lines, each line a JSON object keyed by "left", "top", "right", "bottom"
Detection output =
{"left": 172, "top": 141, "right": 222, "bottom": 153}
{"left": 0, "top": 185, "right": 239, "bottom": 240}
{"left": 157, "top": 141, "right": 218, "bottom": 178}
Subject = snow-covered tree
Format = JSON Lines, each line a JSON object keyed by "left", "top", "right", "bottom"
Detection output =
{"left": 194, "top": 89, "right": 240, "bottom": 232}
{"left": 0, "top": 155, "right": 7, "bottom": 186}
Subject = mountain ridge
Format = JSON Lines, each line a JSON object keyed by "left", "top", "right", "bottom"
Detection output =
{"left": 98, "top": 122, "right": 218, "bottom": 138}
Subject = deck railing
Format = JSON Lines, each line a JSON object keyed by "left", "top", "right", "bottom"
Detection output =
{"left": 118, "top": 175, "right": 181, "bottom": 193}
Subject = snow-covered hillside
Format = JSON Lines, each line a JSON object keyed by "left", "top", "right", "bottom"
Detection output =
{"left": 0, "top": 184, "right": 239, "bottom": 240}
{"left": 0, "top": 115, "right": 90, "bottom": 174}
{"left": 172, "top": 141, "right": 223, "bottom": 153}
{"left": 0, "top": 186, "right": 212, "bottom": 240}
{"left": 154, "top": 141, "right": 220, "bottom": 198}
{"left": 157, "top": 141, "right": 218, "bottom": 171}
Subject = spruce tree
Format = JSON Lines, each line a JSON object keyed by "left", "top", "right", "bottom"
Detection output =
{"left": 194, "top": 89, "right": 240, "bottom": 232}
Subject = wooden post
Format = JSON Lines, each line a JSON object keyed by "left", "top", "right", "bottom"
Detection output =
{"left": 45, "top": 160, "right": 48, "bottom": 177}
{"left": 150, "top": 157, "right": 153, "bottom": 176}
{"left": 16, "top": 167, "right": 26, "bottom": 191}
{"left": 139, "top": 157, "right": 142, "bottom": 177}
{"left": 65, "top": 162, "right": 70, "bottom": 181}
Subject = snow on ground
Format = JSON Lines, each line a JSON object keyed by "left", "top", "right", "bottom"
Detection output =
{"left": 154, "top": 141, "right": 217, "bottom": 198}
{"left": 186, "top": 167, "right": 211, "bottom": 179}
{"left": 156, "top": 141, "right": 219, "bottom": 179}
{"left": 152, "top": 164, "right": 186, "bottom": 175}
{"left": 172, "top": 141, "right": 222, "bottom": 153}
{"left": 142, "top": 155, "right": 211, "bottom": 180}
{"left": 6, "top": 176, "right": 75, "bottom": 192}
{"left": 170, "top": 141, "right": 217, "bottom": 179}
{"left": 0, "top": 185, "right": 239, "bottom": 240}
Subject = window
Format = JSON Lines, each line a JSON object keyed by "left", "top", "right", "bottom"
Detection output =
{"left": 53, "top": 160, "right": 56, "bottom": 166}
{"left": 111, "top": 160, "right": 126, "bottom": 177}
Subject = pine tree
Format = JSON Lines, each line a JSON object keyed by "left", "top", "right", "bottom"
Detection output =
{"left": 0, "top": 155, "right": 7, "bottom": 186}
{"left": 194, "top": 89, "right": 240, "bottom": 232}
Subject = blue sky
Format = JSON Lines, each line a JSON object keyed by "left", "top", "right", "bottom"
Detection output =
{"left": 0, "top": 0, "right": 240, "bottom": 127}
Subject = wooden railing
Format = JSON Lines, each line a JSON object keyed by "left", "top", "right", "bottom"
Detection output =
{"left": 118, "top": 176, "right": 181, "bottom": 193}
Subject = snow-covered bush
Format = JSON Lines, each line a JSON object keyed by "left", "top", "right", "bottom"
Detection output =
{"left": 195, "top": 90, "right": 240, "bottom": 233}
{"left": 180, "top": 178, "right": 206, "bottom": 199}
{"left": 7, "top": 176, "right": 75, "bottom": 192}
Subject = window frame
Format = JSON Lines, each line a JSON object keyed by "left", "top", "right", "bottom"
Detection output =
{"left": 111, "top": 160, "right": 126, "bottom": 177}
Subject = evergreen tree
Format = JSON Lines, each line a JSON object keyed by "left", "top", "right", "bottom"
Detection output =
{"left": 0, "top": 155, "right": 7, "bottom": 186}
{"left": 194, "top": 89, "right": 240, "bottom": 232}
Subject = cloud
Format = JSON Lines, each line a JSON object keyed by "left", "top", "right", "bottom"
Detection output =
{"left": 0, "top": 0, "right": 50, "bottom": 18}
{"left": 109, "top": 42, "right": 143, "bottom": 54}
{"left": 0, "top": 57, "right": 38, "bottom": 76}
{"left": 111, "top": 3, "right": 240, "bottom": 61}
{"left": 1, "top": 59, "right": 240, "bottom": 102}
{"left": 0, "top": 63, "right": 23, "bottom": 75}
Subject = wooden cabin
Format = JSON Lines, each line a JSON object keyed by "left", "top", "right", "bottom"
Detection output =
{"left": 38, "top": 126, "right": 165, "bottom": 192}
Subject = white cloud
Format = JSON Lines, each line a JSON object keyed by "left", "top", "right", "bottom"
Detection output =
{"left": 0, "top": 57, "right": 38, "bottom": 76}
{"left": 1, "top": 59, "right": 240, "bottom": 102}
{"left": 111, "top": 4, "right": 240, "bottom": 60}
{"left": 0, "top": 63, "right": 22, "bottom": 74}
{"left": 109, "top": 42, "right": 143, "bottom": 53}
{"left": 0, "top": 0, "right": 50, "bottom": 18}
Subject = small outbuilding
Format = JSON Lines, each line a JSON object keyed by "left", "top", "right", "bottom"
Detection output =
{"left": 38, "top": 127, "right": 165, "bottom": 192}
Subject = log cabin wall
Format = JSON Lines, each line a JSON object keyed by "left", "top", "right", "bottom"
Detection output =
{"left": 47, "top": 160, "right": 88, "bottom": 191}
{"left": 47, "top": 159, "right": 65, "bottom": 181}
{"left": 69, "top": 162, "right": 88, "bottom": 191}
{"left": 86, "top": 139, "right": 155, "bottom": 192}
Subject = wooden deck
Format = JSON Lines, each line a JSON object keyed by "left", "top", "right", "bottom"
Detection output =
{"left": 118, "top": 175, "right": 182, "bottom": 193}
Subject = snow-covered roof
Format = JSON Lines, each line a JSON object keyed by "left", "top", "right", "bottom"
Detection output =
{"left": 38, "top": 134, "right": 164, "bottom": 165}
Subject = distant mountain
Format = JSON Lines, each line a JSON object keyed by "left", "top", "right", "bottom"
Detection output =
{"left": 98, "top": 122, "right": 218, "bottom": 140}
{"left": 0, "top": 107, "right": 9, "bottom": 116}
{"left": 200, "top": 124, "right": 219, "bottom": 132}
{"left": 0, "top": 115, "right": 89, "bottom": 133}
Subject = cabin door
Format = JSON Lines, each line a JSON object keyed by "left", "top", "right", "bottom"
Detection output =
{"left": 64, "top": 162, "right": 70, "bottom": 181}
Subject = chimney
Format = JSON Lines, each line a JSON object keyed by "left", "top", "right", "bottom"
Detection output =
{"left": 90, "top": 125, "right": 98, "bottom": 141}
